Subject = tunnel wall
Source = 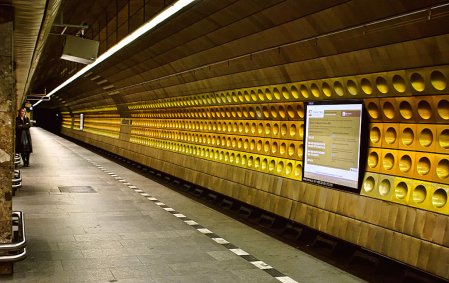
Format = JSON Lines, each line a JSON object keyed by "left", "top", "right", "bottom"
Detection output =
{"left": 61, "top": 65, "right": 449, "bottom": 279}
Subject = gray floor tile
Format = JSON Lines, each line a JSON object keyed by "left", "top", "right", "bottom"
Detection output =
{"left": 8, "top": 128, "right": 366, "bottom": 283}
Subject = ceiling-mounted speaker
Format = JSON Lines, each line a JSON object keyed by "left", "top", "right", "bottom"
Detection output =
{"left": 61, "top": 35, "right": 99, "bottom": 64}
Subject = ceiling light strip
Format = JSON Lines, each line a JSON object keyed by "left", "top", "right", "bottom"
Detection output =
{"left": 34, "top": 0, "right": 195, "bottom": 107}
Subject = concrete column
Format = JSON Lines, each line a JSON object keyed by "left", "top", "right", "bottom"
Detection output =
{"left": 0, "top": 7, "right": 15, "bottom": 274}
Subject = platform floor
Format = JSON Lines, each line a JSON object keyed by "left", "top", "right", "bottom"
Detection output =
{"left": 4, "top": 128, "right": 366, "bottom": 282}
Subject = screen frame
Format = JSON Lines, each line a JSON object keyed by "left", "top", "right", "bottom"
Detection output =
{"left": 302, "top": 99, "right": 368, "bottom": 193}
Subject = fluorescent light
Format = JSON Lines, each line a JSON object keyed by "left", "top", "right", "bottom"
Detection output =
{"left": 34, "top": 0, "right": 195, "bottom": 107}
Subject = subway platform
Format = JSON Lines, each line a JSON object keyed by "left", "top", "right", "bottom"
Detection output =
{"left": 4, "top": 127, "right": 365, "bottom": 282}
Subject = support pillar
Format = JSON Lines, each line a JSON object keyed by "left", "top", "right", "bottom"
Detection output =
{"left": 0, "top": 6, "right": 15, "bottom": 274}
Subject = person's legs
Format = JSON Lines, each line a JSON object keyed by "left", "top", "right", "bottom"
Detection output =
{"left": 21, "top": 153, "right": 26, "bottom": 166}
{"left": 22, "top": 152, "right": 30, "bottom": 166}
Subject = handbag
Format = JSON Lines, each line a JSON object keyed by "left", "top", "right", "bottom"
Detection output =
{"left": 21, "top": 130, "right": 30, "bottom": 151}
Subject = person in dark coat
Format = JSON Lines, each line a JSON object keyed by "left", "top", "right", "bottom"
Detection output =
{"left": 16, "top": 108, "right": 33, "bottom": 167}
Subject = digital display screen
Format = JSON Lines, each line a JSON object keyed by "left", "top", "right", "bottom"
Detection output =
{"left": 303, "top": 100, "right": 366, "bottom": 192}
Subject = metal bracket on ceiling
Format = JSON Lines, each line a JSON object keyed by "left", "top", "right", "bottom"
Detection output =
{"left": 52, "top": 12, "right": 88, "bottom": 35}
{"left": 26, "top": 88, "right": 50, "bottom": 101}
{"left": 26, "top": 95, "right": 50, "bottom": 101}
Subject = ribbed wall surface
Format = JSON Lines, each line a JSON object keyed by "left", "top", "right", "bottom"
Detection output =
{"left": 43, "top": 0, "right": 449, "bottom": 279}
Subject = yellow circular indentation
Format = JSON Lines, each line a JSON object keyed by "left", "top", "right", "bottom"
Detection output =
{"left": 433, "top": 189, "right": 447, "bottom": 208}
{"left": 264, "top": 141, "right": 270, "bottom": 154}
{"left": 221, "top": 93, "right": 227, "bottom": 103}
{"left": 257, "top": 123, "right": 263, "bottom": 135}
{"left": 399, "top": 154, "right": 412, "bottom": 173}
{"left": 370, "top": 127, "right": 381, "bottom": 144}
{"left": 417, "top": 100, "right": 432, "bottom": 120}
{"left": 412, "top": 185, "right": 427, "bottom": 203}
{"left": 291, "top": 86, "right": 299, "bottom": 99}
{"left": 280, "top": 142, "right": 286, "bottom": 155}
{"left": 273, "top": 123, "right": 279, "bottom": 136}
{"left": 248, "top": 156, "right": 253, "bottom": 168}
{"left": 250, "top": 139, "right": 256, "bottom": 151}
{"left": 279, "top": 106, "right": 286, "bottom": 119}
{"left": 232, "top": 122, "right": 238, "bottom": 133}
{"left": 273, "top": 88, "right": 281, "bottom": 100}
{"left": 282, "top": 87, "right": 290, "bottom": 100}
{"left": 368, "top": 151, "right": 379, "bottom": 168}
{"left": 431, "top": 70, "right": 447, "bottom": 91}
{"left": 367, "top": 102, "right": 379, "bottom": 119}
{"left": 241, "top": 155, "right": 247, "bottom": 166}
{"left": 250, "top": 90, "right": 257, "bottom": 102}
{"left": 300, "top": 84, "right": 309, "bottom": 99}
{"left": 417, "top": 157, "right": 431, "bottom": 176}
{"left": 347, "top": 79, "right": 357, "bottom": 95}
{"left": 379, "top": 179, "right": 391, "bottom": 196}
{"left": 229, "top": 108, "right": 237, "bottom": 119}
{"left": 392, "top": 74, "right": 406, "bottom": 93}
{"left": 363, "top": 176, "right": 375, "bottom": 192}
{"left": 288, "top": 143, "right": 295, "bottom": 157}
{"left": 361, "top": 78, "right": 373, "bottom": 95}
{"left": 258, "top": 89, "right": 265, "bottom": 101}
{"left": 311, "top": 83, "right": 320, "bottom": 97}
{"left": 237, "top": 107, "right": 244, "bottom": 118}
{"left": 322, "top": 82, "right": 331, "bottom": 97}
{"left": 262, "top": 106, "right": 270, "bottom": 119}
{"left": 437, "top": 99, "right": 449, "bottom": 120}
{"left": 285, "top": 162, "right": 293, "bottom": 175}
{"left": 276, "top": 161, "right": 284, "bottom": 174}
{"left": 411, "top": 73, "right": 425, "bottom": 92}
{"left": 287, "top": 105, "right": 295, "bottom": 119}
{"left": 376, "top": 76, "right": 389, "bottom": 94}
{"left": 256, "top": 140, "right": 263, "bottom": 152}
{"left": 231, "top": 92, "right": 238, "bottom": 102}
{"left": 383, "top": 153, "right": 394, "bottom": 170}
{"left": 249, "top": 123, "right": 256, "bottom": 135}
{"left": 289, "top": 124, "right": 297, "bottom": 138}
{"left": 402, "top": 127, "right": 414, "bottom": 146}
{"left": 265, "top": 123, "right": 271, "bottom": 135}
{"left": 248, "top": 107, "right": 256, "bottom": 119}
{"left": 419, "top": 128, "right": 433, "bottom": 147}
{"left": 399, "top": 100, "right": 413, "bottom": 120}
{"left": 261, "top": 158, "right": 268, "bottom": 171}
{"left": 334, "top": 81, "right": 344, "bottom": 96}
{"left": 244, "top": 91, "right": 251, "bottom": 102}
{"left": 226, "top": 137, "right": 232, "bottom": 148}
{"left": 382, "top": 101, "right": 395, "bottom": 120}
{"left": 294, "top": 163, "right": 302, "bottom": 178}
{"left": 255, "top": 105, "right": 263, "bottom": 119}
{"left": 254, "top": 157, "right": 260, "bottom": 169}
{"left": 235, "top": 154, "right": 241, "bottom": 165}
{"left": 297, "top": 103, "right": 304, "bottom": 119}
{"left": 265, "top": 88, "right": 273, "bottom": 101}
{"left": 299, "top": 124, "right": 304, "bottom": 139}
{"left": 280, "top": 123, "right": 288, "bottom": 137}
{"left": 395, "top": 182, "right": 408, "bottom": 200}
{"left": 385, "top": 127, "right": 397, "bottom": 144}
{"left": 298, "top": 144, "right": 303, "bottom": 159}
{"left": 270, "top": 106, "right": 278, "bottom": 119}
{"left": 437, "top": 159, "right": 449, "bottom": 179}
{"left": 438, "top": 129, "right": 449, "bottom": 150}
